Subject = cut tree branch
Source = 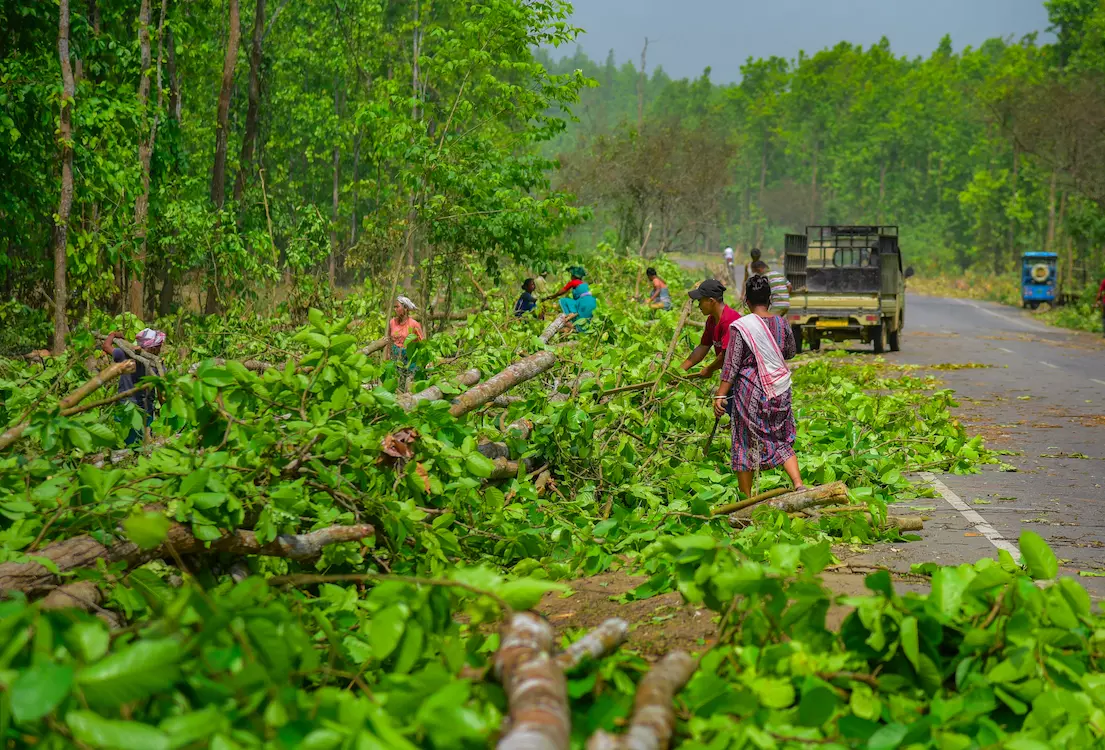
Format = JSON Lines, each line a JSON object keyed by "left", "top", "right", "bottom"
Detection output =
{"left": 587, "top": 651, "right": 697, "bottom": 750}
{"left": 494, "top": 612, "right": 569, "bottom": 750}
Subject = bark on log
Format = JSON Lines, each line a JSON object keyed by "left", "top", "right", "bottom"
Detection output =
{"left": 587, "top": 652, "right": 697, "bottom": 750}
{"left": 494, "top": 612, "right": 569, "bottom": 750}
{"left": 399, "top": 368, "right": 481, "bottom": 410}
{"left": 539, "top": 313, "right": 575, "bottom": 344}
{"left": 39, "top": 581, "right": 122, "bottom": 628}
{"left": 360, "top": 337, "right": 390, "bottom": 356}
{"left": 449, "top": 351, "right": 557, "bottom": 418}
{"left": 488, "top": 456, "right": 540, "bottom": 480}
{"left": 554, "top": 618, "right": 629, "bottom": 672}
{"left": 730, "top": 481, "right": 848, "bottom": 520}
{"left": 815, "top": 506, "right": 923, "bottom": 531}
{"left": 710, "top": 487, "right": 791, "bottom": 516}
{"left": 0, "top": 520, "right": 374, "bottom": 596}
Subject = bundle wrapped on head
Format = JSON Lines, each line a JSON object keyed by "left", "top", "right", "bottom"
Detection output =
{"left": 568, "top": 265, "right": 586, "bottom": 279}
{"left": 396, "top": 295, "right": 417, "bottom": 311}
{"left": 136, "top": 328, "right": 166, "bottom": 349}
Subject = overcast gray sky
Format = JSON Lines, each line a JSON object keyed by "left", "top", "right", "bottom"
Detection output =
{"left": 554, "top": 0, "right": 1053, "bottom": 82}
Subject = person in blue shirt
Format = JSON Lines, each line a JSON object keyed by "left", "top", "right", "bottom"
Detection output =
{"left": 543, "top": 266, "right": 597, "bottom": 328}
{"left": 514, "top": 278, "right": 538, "bottom": 317}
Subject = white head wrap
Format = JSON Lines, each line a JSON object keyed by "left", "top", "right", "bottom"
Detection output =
{"left": 136, "top": 328, "right": 166, "bottom": 348}
{"left": 396, "top": 296, "right": 417, "bottom": 311}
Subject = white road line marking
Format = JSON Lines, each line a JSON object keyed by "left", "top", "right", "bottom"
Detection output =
{"left": 958, "top": 299, "right": 1051, "bottom": 334}
{"left": 997, "top": 347, "right": 1014, "bottom": 354}
{"left": 919, "top": 472, "right": 1021, "bottom": 557}
{"left": 1093, "top": 378, "right": 1105, "bottom": 387}
{"left": 1039, "top": 361, "right": 1058, "bottom": 369}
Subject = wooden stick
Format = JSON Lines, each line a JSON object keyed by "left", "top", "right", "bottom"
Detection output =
{"left": 647, "top": 298, "right": 694, "bottom": 401}
{"left": 701, "top": 415, "right": 721, "bottom": 460}
{"left": 729, "top": 481, "right": 848, "bottom": 520}
{"left": 360, "top": 337, "right": 390, "bottom": 356}
{"left": 710, "top": 487, "right": 791, "bottom": 516}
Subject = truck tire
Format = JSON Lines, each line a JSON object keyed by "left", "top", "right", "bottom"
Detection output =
{"left": 809, "top": 333, "right": 821, "bottom": 351}
{"left": 792, "top": 325, "right": 804, "bottom": 354}
{"left": 889, "top": 316, "right": 901, "bottom": 352}
{"left": 872, "top": 323, "right": 886, "bottom": 354}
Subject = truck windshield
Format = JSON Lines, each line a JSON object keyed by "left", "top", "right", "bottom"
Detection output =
{"left": 832, "top": 248, "right": 874, "bottom": 267}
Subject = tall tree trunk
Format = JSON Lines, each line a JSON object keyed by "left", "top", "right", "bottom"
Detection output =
{"left": 1006, "top": 144, "right": 1019, "bottom": 270}
{"left": 637, "top": 37, "right": 648, "bottom": 131}
{"left": 1044, "top": 171, "right": 1058, "bottom": 254}
{"left": 1055, "top": 190, "right": 1068, "bottom": 292}
{"left": 330, "top": 82, "right": 341, "bottom": 287}
{"left": 877, "top": 159, "right": 888, "bottom": 226}
{"left": 166, "top": 27, "right": 181, "bottom": 121}
{"left": 207, "top": 0, "right": 241, "bottom": 314}
{"left": 128, "top": 0, "right": 160, "bottom": 318}
{"left": 211, "top": 0, "right": 240, "bottom": 209}
{"left": 756, "top": 136, "right": 768, "bottom": 246}
{"left": 233, "top": 0, "right": 264, "bottom": 204}
{"left": 53, "top": 0, "right": 75, "bottom": 354}
{"left": 809, "top": 140, "right": 819, "bottom": 225}
{"left": 403, "top": 1, "right": 421, "bottom": 289}
{"left": 349, "top": 131, "right": 360, "bottom": 246}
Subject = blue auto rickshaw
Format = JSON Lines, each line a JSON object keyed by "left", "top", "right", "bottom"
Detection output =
{"left": 1021, "top": 251, "right": 1057, "bottom": 309}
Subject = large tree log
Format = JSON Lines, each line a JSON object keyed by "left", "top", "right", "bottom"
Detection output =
{"left": 554, "top": 618, "right": 629, "bottom": 672}
{"left": 729, "top": 481, "right": 848, "bottom": 520}
{"left": 710, "top": 487, "right": 791, "bottom": 516}
{"left": 587, "top": 652, "right": 697, "bottom": 750}
{"left": 0, "top": 520, "right": 373, "bottom": 597}
{"left": 539, "top": 313, "right": 575, "bottom": 344}
{"left": 399, "top": 368, "right": 481, "bottom": 410}
{"left": 449, "top": 351, "right": 557, "bottom": 418}
{"left": 494, "top": 612, "right": 569, "bottom": 750}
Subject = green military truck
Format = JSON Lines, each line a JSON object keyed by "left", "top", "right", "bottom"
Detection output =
{"left": 783, "top": 225, "right": 913, "bottom": 354}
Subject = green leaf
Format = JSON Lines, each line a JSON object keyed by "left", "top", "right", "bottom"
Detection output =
{"left": 866, "top": 722, "right": 908, "bottom": 750}
{"left": 159, "top": 706, "right": 225, "bottom": 749}
{"left": 1019, "top": 530, "right": 1058, "bottom": 580}
{"left": 800, "top": 541, "right": 832, "bottom": 574}
{"left": 497, "top": 578, "right": 569, "bottom": 610}
{"left": 76, "top": 640, "right": 182, "bottom": 708}
{"left": 464, "top": 452, "right": 495, "bottom": 478}
{"left": 369, "top": 605, "right": 407, "bottom": 661}
{"left": 392, "top": 621, "right": 424, "bottom": 674}
{"left": 123, "top": 512, "right": 170, "bottom": 550}
{"left": 10, "top": 662, "right": 74, "bottom": 723}
{"left": 797, "top": 685, "right": 839, "bottom": 726}
{"left": 179, "top": 469, "right": 210, "bottom": 497}
{"left": 68, "top": 426, "right": 92, "bottom": 452}
{"left": 65, "top": 621, "right": 110, "bottom": 662}
{"left": 67, "top": 710, "right": 170, "bottom": 750}
{"left": 899, "top": 616, "right": 919, "bottom": 670}
{"left": 751, "top": 677, "right": 794, "bottom": 709}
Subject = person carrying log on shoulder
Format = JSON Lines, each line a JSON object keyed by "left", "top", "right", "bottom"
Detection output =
{"left": 389, "top": 296, "right": 425, "bottom": 390}
{"left": 101, "top": 328, "right": 165, "bottom": 446}
{"left": 680, "top": 279, "right": 741, "bottom": 414}
{"left": 713, "top": 275, "right": 804, "bottom": 497}
{"left": 542, "top": 266, "right": 597, "bottom": 330}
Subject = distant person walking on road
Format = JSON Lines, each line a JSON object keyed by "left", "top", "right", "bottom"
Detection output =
{"left": 751, "top": 260, "right": 791, "bottom": 316}
{"left": 714, "top": 275, "right": 804, "bottom": 497}
{"left": 741, "top": 248, "right": 762, "bottom": 303}
{"left": 646, "top": 267, "right": 673, "bottom": 310}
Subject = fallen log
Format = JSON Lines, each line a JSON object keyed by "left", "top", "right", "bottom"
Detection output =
{"left": 539, "top": 313, "right": 576, "bottom": 344}
{"left": 38, "top": 581, "right": 123, "bottom": 628}
{"left": 554, "top": 618, "right": 629, "bottom": 672}
{"left": 488, "top": 456, "right": 540, "bottom": 480}
{"left": 449, "top": 350, "right": 558, "bottom": 418}
{"left": 586, "top": 651, "right": 697, "bottom": 750}
{"left": 0, "top": 360, "right": 136, "bottom": 452}
{"left": 813, "top": 506, "right": 924, "bottom": 531}
{"left": 428, "top": 306, "right": 481, "bottom": 321}
{"left": 360, "top": 337, "right": 390, "bottom": 356}
{"left": 710, "top": 487, "right": 791, "bottom": 516}
{"left": 399, "top": 368, "right": 481, "bottom": 410}
{"left": 0, "top": 519, "right": 374, "bottom": 597}
{"left": 729, "top": 481, "right": 848, "bottom": 521}
{"left": 494, "top": 612, "right": 569, "bottom": 750}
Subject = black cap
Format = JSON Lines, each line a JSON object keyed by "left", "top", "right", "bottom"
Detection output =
{"left": 688, "top": 279, "right": 726, "bottom": 300}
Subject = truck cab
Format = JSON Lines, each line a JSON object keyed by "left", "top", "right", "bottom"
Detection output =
{"left": 784, "top": 225, "right": 913, "bottom": 354}
{"left": 1020, "top": 251, "right": 1057, "bottom": 309}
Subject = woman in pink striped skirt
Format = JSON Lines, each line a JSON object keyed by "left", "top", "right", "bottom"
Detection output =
{"left": 712, "top": 275, "right": 805, "bottom": 497}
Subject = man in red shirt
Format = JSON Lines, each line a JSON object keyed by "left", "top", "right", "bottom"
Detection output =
{"left": 681, "top": 278, "right": 741, "bottom": 390}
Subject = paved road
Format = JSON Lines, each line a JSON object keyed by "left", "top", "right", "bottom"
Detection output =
{"left": 846, "top": 294, "right": 1105, "bottom": 600}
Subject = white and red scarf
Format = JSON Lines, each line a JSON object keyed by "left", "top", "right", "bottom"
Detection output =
{"left": 732, "top": 315, "right": 791, "bottom": 399}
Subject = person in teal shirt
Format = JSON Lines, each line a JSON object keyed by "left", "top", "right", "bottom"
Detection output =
{"left": 543, "top": 266, "right": 597, "bottom": 328}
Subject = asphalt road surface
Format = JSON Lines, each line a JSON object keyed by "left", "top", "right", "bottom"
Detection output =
{"left": 845, "top": 294, "right": 1105, "bottom": 600}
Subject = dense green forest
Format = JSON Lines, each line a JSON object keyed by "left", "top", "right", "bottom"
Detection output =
{"left": 541, "top": 0, "right": 1105, "bottom": 290}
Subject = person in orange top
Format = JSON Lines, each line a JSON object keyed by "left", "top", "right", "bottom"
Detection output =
{"left": 389, "top": 296, "right": 425, "bottom": 387}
